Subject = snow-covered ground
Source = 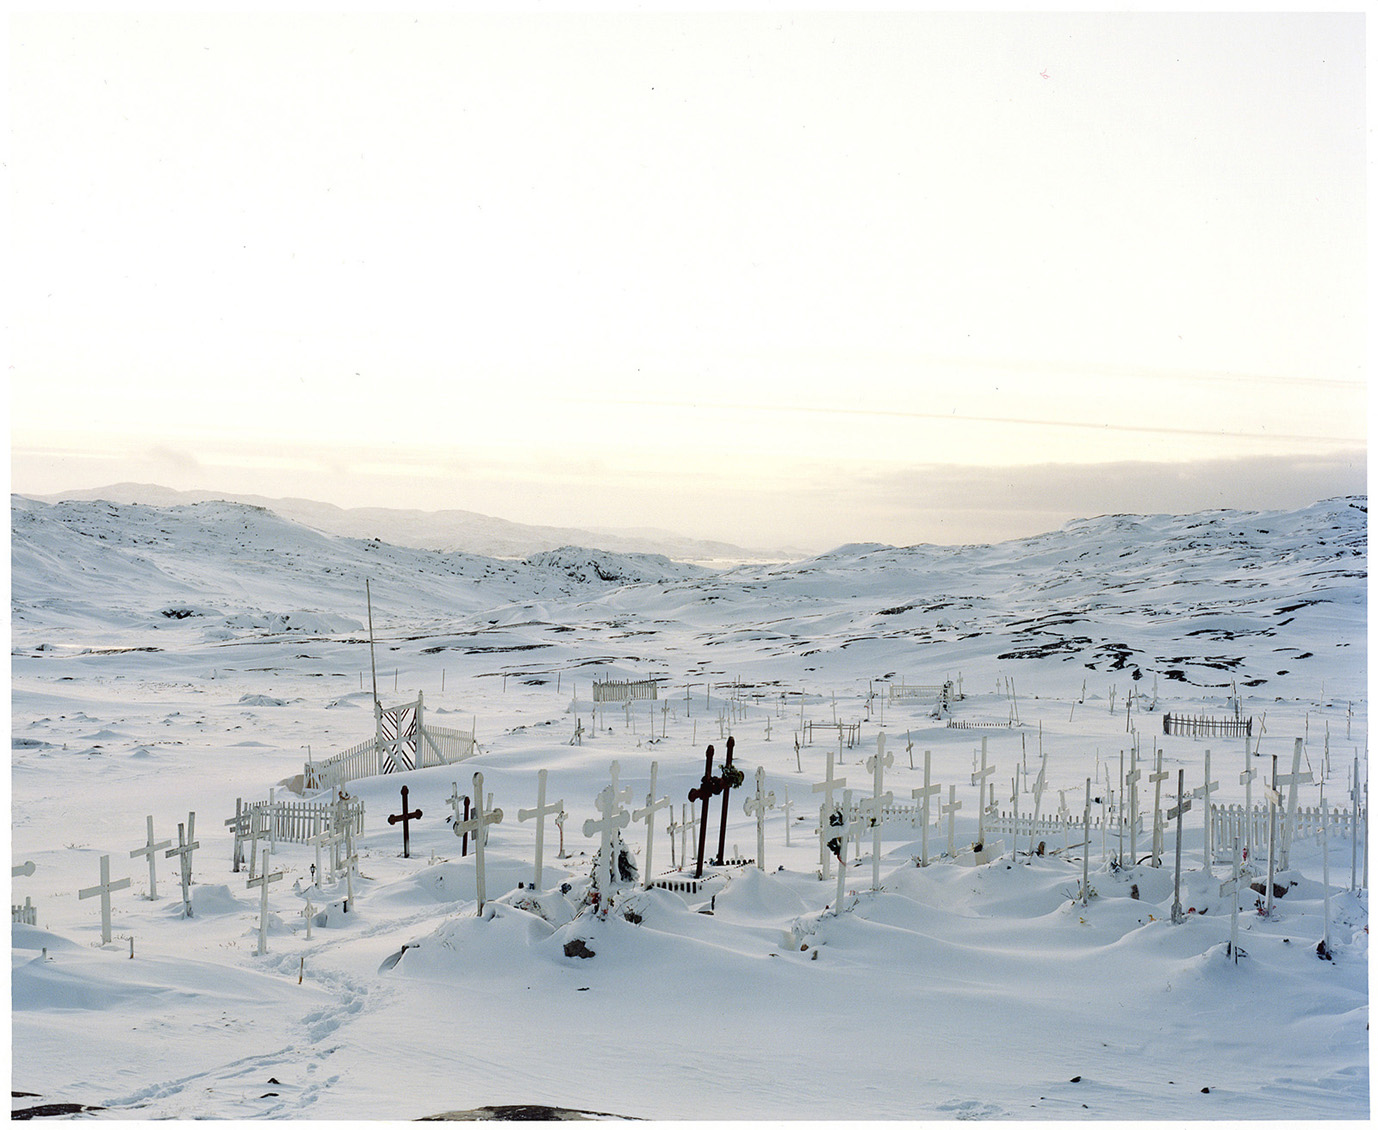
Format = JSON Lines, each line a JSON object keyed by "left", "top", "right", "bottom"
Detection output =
{"left": 9, "top": 494, "right": 1368, "bottom": 1119}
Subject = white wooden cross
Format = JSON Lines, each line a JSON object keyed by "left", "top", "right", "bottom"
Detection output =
{"left": 518, "top": 768, "right": 564, "bottom": 891}
{"left": 1123, "top": 758, "right": 1141, "bottom": 866}
{"left": 861, "top": 733, "right": 894, "bottom": 890}
{"left": 781, "top": 784, "right": 794, "bottom": 847}
{"left": 583, "top": 780, "right": 631, "bottom": 901}
{"left": 971, "top": 738, "right": 995, "bottom": 844}
{"left": 446, "top": 780, "right": 467, "bottom": 827}
{"left": 1193, "top": 749, "right": 1220, "bottom": 876}
{"left": 247, "top": 847, "right": 284, "bottom": 956}
{"left": 301, "top": 894, "right": 316, "bottom": 940}
{"left": 130, "top": 815, "right": 171, "bottom": 900}
{"left": 1167, "top": 769, "right": 1191, "bottom": 924}
{"left": 677, "top": 803, "right": 699, "bottom": 872}
{"left": 829, "top": 803, "right": 854, "bottom": 913}
{"left": 224, "top": 799, "right": 247, "bottom": 872}
{"left": 453, "top": 770, "right": 504, "bottom": 915}
{"left": 1319, "top": 789, "right": 1332, "bottom": 959}
{"left": 247, "top": 811, "right": 261, "bottom": 881}
{"left": 667, "top": 806, "right": 683, "bottom": 869}
{"left": 911, "top": 750, "right": 940, "bottom": 867}
{"left": 632, "top": 761, "right": 672, "bottom": 886}
{"left": 1081, "top": 778, "right": 1093, "bottom": 905}
{"left": 1239, "top": 745, "right": 1258, "bottom": 864}
{"left": 1277, "top": 737, "right": 1313, "bottom": 870}
{"left": 608, "top": 760, "right": 633, "bottom": 808}
{"left": 1149, "top": 748, "right": 1169, "bottom": 867}
{"left": 812, "top": 749, "right": 847, "bottom": 879}
{"left": 79, "top": 854, "right": 130, "bottom": 944}
{"left": 1028, "top": 750, "right": 1049, "bottom": 863}
{"left": 1058, "top": 790, "right": 1070, "bottom": 855}
{"left": 1219, "top": 835, "right": 1243, "bottom": 962}
{"left": 742, "top": 766, "right": 776, "bottom": 872}
{"left": 164, "top": 814, "right": 199, "bottom": 919}
{"left": 942, "top": 784, "right": 962, "bottom": 858}
{"left": 1263, "top": 754, "right": 1283, "bottom": 917}
{"left": 309, "top": 820, "right": 338, "bottom": 885}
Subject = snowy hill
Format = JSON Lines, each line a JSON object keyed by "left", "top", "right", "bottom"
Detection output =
{"left": 9, "top": 493, "right": 1368, "bottom": 1119}
{"left": 32, "top": 482, "right": 795, "bottom": 563}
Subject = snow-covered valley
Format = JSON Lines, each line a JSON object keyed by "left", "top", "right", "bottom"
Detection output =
{"left": 9, "top": 493, "right": 1368, "bottom": 1120}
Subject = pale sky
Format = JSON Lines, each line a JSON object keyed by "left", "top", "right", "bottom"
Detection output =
{"left": 8, "top": 11, "right": 1368, "bottom": 551}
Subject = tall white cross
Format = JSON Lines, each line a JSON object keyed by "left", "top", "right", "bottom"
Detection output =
{"left": 608, "top": 760, "right": 633, "bottom": 808}
{"left": 1149, "top": 749, "right": 1169, "bottom": 867}
{"left": 164, "top": 815, "right": 199, "bottom": 919}
{"left": 1167, "top": 769, "right": 1192, "bottom": 924}
{"left": 1277, "top": 737, "right": 1313, "bottom": 870}
{"left": 1239, "top": 744, "right": 1258, "bottom": 864}
{"left": 1123, "top": 759, "right": 1141, "bottom": 866}
{"left": 1193, "top": 749, "right": 1220, "bottom": 876}
{"left": 247, "top": 847, "right": 284, "bottom": 956}
{"left": 583, "top": 781, "right": 631, "bottom": 902}
{"left": 780, "top": 784, "right": 794, "bottom": 847}
{"left": 1028, "top": 750, "right": 1049, "bottom": 863}
{"left": 454, "top": 771, "right": 504, "bottom": 915}
{"left": 912, "top": 749, "right": 940, "bottom": 867}
{"left": 942, "top": 784, "right": 962, "bottom": 858}
{"left": 971, "top": 738, "right": 995, "bottom": 844}
{"left": 812, "top": 749, "right": 847, "bottom": 879}
{"left": 829, "top": 804, "right": 854, "bottom": 913}
{"left": 1319, "top": 789, "right": 1332, "bottom": 959}
{"left": 742, "top": 766, "right": 776, "bottom": 872}
{"left": 1219, "top": 836, "right": 1244, "bottom": 963}
{"left": 677, "top": 803, "right": 699, "bottom": 872}
{"left": 1082, "top": 778, "right": 1093, "bottom": 905}
{"left": 130, "top": 815, "right": 171, "bottom": 900}
{"left": 632, "top": 762, "right": 671, "bottom": 886}
{"left": 1263, "top": 755, "right": 1283, "bottom": 916}
{"left": 518, "top": 768, "right": 564, "bottom": 891}
{"left": 79, "top": 854, "right": 130, "bottom": 944}
{"left": 861, "top": 733, "right": 894, "bottom": 891}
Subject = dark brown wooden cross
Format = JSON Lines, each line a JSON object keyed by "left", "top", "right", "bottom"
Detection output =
{"left": 688, "top": 744, "right": 723, "bottom": 879}
{"left": 714, "top": 735, "right": 740, "bottom": 866}
{"left": 388, "top": 784, "right": 423, "bottom": 858}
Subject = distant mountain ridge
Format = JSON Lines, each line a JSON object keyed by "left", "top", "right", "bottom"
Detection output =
{"left": 32, "top": 483, "right": 800, "bottom": 564}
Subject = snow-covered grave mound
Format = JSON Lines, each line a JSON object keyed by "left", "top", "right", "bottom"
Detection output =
{"left": 9, "top": 493, "right": 1367, "bottom": 1119}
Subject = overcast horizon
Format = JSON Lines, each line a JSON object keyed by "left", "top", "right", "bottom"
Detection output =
{"left": 9, "top": 12, "right": 1367, "bottom": 550}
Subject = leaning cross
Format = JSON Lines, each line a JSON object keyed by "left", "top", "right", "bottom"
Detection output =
{"left": 1239, "top": 746, "right": 1258, "bottom": 863}
{"left": 164, "top": 814, "right": 199, "bottom": 918}
{"left": 1193, "top": 749, "right": 1220, "bottom": 876}
{"left": 912, "top": 749, "right": 940, "bottom": 867}
{"left": 247, "top": 846, "right": 284, "bottom": 956}
{"left": 518, "top": 768, "right": 564, "bottom": 891}
{"left": 1123, "top": 760, "right": 1141, "bottom": 866}
{"left": 224, "top": 799, "right": 248, "bottom": 872}
{"left": 79, "top": 854, "right": 131, "bottom": 944}
{"left": 584, "top": 781, "right": 631, "bottom": 900}
{"left": 130, "top": 815, "right": 171, "bottom": 900}
{"left": 632, "top": 761, "right": 671, "bottom": 887}
{"left": 1167, "top": 769, "right": 1191, "bottom": 924}
{"left": 688, "top": 745, "right": 723, "bottom": 879}
{"left": 452, "top": 771, "right": 503, "bottom": 914}
{"left": 861, "top": 732, "right": 894, "bottom": 890}
{"left": 1149, "top": 749, "right": 1169, "bottom": 867}
{"left": 742, "top": 766, "right": 776, "bottom": 871}
{"left": 388, "top": 785, "right": 423, "bottom": 859}
{"left": 971, "top": 738, "right": 995, "bottom": 844}
{"left": 1277, "top": 737, "right": 1312, "bottom": 870}
{"left": 714, "top": 736, "right": 740, "bottom": 867}
{"left": 811, "top": 748, "right": 847, "bottom": 878}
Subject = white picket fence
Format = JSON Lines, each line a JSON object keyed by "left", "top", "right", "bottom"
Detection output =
{"left": 592, "top": 678, "right": 659, "bottom": 703}
{"left": 889, "top": 680, "right": 955, "bottom": 704}
{"left": 802, "top": 720, "right": 862, "bottom": 748}
{"left": 1211, "top": 802, "right": 1364, "bottom": 846}
{"left": 242, "top": 795, "right": 366, "bottom": 845}
{"left": 303, "top": 692, "right": 477, "bottom": 791}
{"left": 11, "top": 897, "right": 37, "bottom": 925}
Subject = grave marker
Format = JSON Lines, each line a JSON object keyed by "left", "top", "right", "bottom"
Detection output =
{"left": 742, "top": 766, "right": 776, "bottom": 871}
{"left": 224, "top": 799, "right": 247, "bottom": 872}
{"left": 518, "top": 768, "right": 564, "bottom": 891}
{"left": 453, "top": 771, "right": 503, "bottom": 914}
{"left": 584, "top": 778, "right": 631, "bottom": 899}
{"left": 129, "top": 816, "right": 171, "bottom": 900}
{"left": 1149, "top": 749, "right": 1169, "bottom": 867}
{"left": 79, "top": 854, "right": 130, "bottom": 944}
{"left": 971, "top": 738, "right": 995, "bottom": 844}
{"left": 1277, "top": 738, "right": 1313, "bottom": 870}
{"left": 861, "top": 733, "right": 894, "bottom": 890}
{"left": 911, "top": 749, "right": 940, "bottom": 867}
{"left": 688, "top": 747, "right": 722, "bottom": 879}
{"left": 387, "top": 785, "right": 423, "bottom": 859}
{"left": 1029, "top": 750, "right": 1049, "bottom": 863}
{"left": 1124, "top": 758, "right": 1141, "bottom": 866}
{"left": 811, "top": 748, "right": 847, "bottom": 879}
{"left": 1239, "top": 746, "right": 1258, "bottom": 864}
{"left": 247, "top": 847, "right": 284, "bottom": 956}
{"left": 1219, "top": 836, "right": 1243, "bottom": 962}
{"left": 942, "top": 785, "right": 962, "bottom": 858}
{"left": 714, "top": 737, "right": 742, "bottom": 867}
{"left": 781, "top": 784, "right": 794, "bottom": 847}
{"left": 1264, "top": 755, "right": 1282, "bottom": 917}
{"left": 1168, "top": 769, "right": 1191, "bottom": 924}
{"left": 164, "top": 815, "right": 199, "bottom": 919}
{"left": 632, "top": 762, "right": 671, "bottom": 886}
{"left": 1193, "top": 749, "right": 1219, "bottom": 876}
{"left": 301, "top": 894, "right": 316, "bottom": 940}
{"left": 1319, "top": 789, "right": 1332, "bottom": 959}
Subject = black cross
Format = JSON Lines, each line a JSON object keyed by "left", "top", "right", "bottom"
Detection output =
{"left": 688, "top": 744, "right": 723, "bottom": 879}
{"left": 714, "top": 735, "right": 740, "bottom": 866}
{"left": 388, "top": 785, "right": 423, "bottom": 858}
